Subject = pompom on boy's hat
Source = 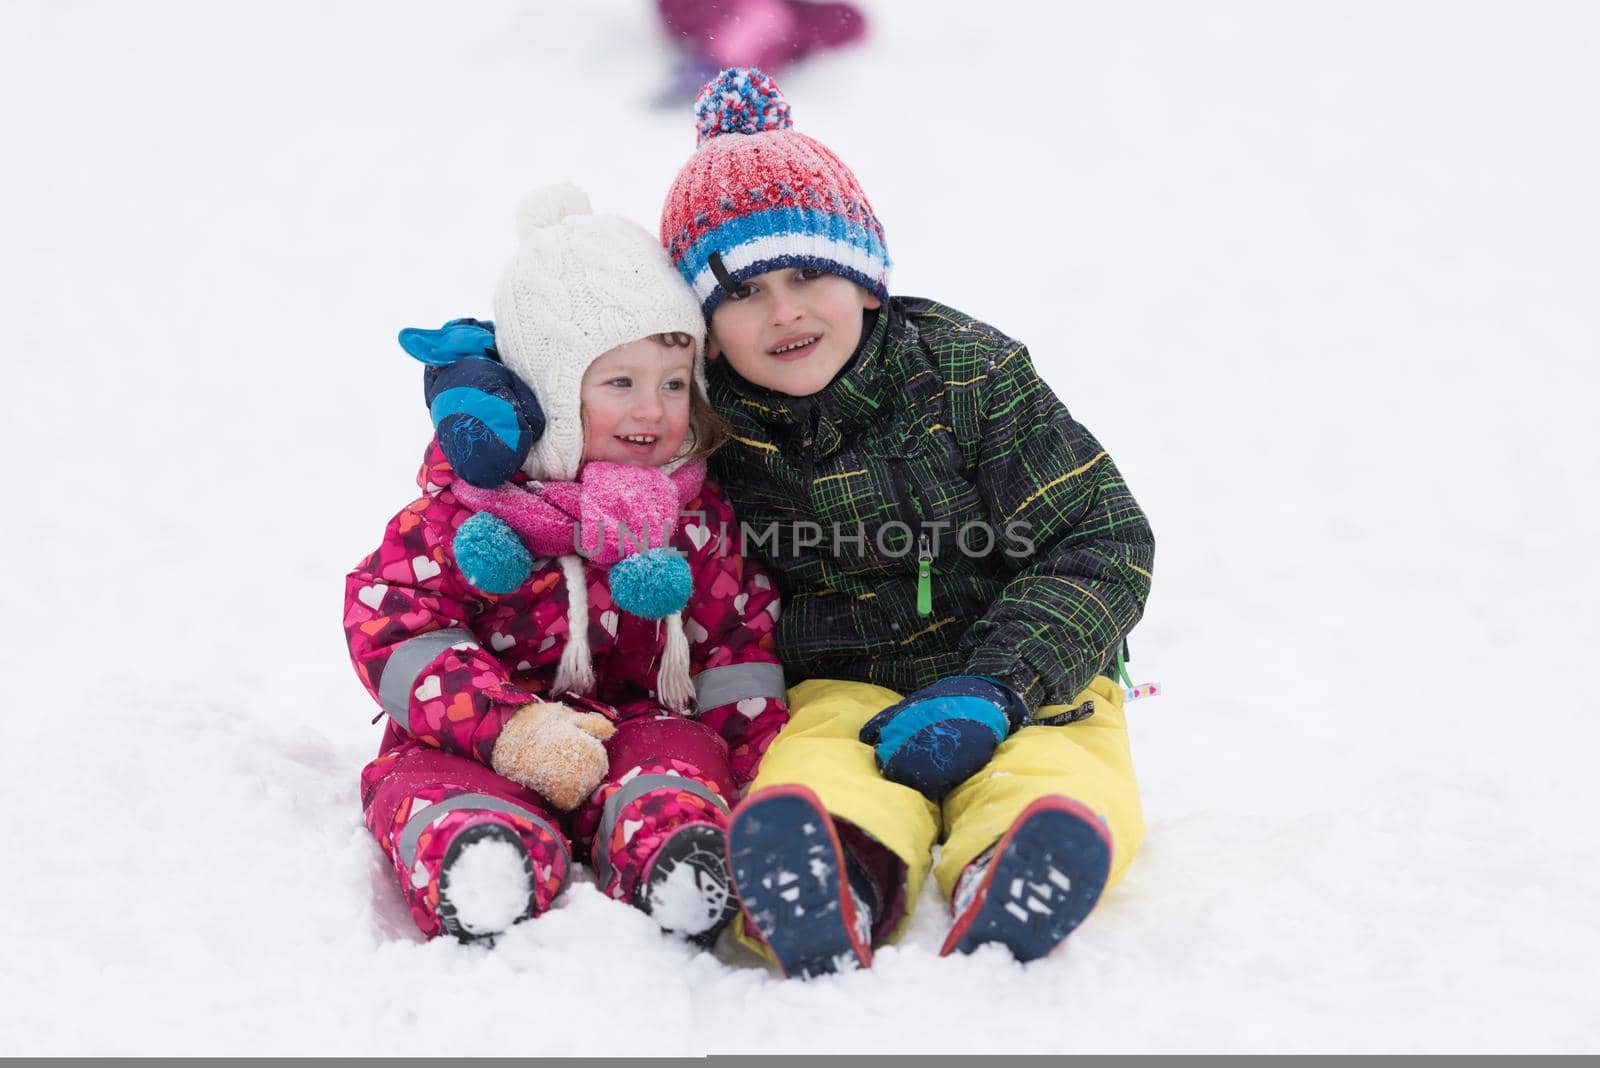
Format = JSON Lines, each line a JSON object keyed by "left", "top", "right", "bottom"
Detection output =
{"left": 660, "top": 67, "right": 890, "bottom": 317}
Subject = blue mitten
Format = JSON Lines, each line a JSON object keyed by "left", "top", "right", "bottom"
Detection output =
{"left": 400, "top": 318, "right": 546, "bottom": 488}
{"left": 858, "top": 676, "right": 1031, "bottom": 801}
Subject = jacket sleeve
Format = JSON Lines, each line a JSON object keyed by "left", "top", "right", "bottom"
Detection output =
{"left": 679, "top": 485, "right": 790, "bottom": 790}
{"left": 958, "top": 340, "right": 1155, "bottom": 715}
{"left": 344, "top": 490, "right": 537, "bottom": 765}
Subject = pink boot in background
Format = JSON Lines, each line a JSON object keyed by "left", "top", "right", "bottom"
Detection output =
{"left": 656, "top": 0, "right": 867, "bottom": 101}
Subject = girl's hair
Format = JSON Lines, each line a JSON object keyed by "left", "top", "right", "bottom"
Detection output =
{"left": 656, "top": 331, "right": 731, "bottom": 463}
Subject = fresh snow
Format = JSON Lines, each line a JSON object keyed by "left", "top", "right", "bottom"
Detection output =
{"left": 442, "top": 836, "right": 534, "bottom": 938}
{"left": 3, "top": 0, "right": 1597, "bottom": 1056}
{"left": 641, "top": 853, "right": 723, "bottom": 936}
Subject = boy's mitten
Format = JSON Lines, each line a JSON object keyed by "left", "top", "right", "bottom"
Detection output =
{"left": 400, "top": 318, "right": 546, "bottom": 488}
{"left": 858, "top": 676, "right": 1030, "bottom": 801}
{"left": 490, "top": 702, "right": 616, "bottom": 811}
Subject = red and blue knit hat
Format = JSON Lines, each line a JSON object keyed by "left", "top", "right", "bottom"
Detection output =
{"left": 660, "top": 67, "right": 890, "bottom": 317}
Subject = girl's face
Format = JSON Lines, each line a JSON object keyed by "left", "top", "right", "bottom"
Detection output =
{"left": 579, "top": 337, "right": 695, "bottom": 467}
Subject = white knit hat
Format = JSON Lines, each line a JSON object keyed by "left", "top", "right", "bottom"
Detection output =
{"left": 491, "top": 183, "right": 708, "bottom": 712}
{"left": 493, "top": 182, "right": 708, "bottom": 483}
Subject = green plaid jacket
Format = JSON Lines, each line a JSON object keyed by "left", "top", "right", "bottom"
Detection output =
{"left": 706, "top": 297, "right": 1155, "bottom": 715}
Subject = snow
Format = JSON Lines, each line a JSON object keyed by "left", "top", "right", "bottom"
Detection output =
{"left": 640, "top": 851, "right": 723, "bottom": 936}
{"left": 3, "top": 0, "right": 1598, "bottom": 1055}
{"left": 442, "top": 836, "right": 534, "bottom": 938}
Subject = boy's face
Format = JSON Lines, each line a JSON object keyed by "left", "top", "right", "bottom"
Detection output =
{"left": 707, "top": 268, "right": 882, "bottom": 397}
{"left": 579, "top": 337, "right": 694, "bottom": 467}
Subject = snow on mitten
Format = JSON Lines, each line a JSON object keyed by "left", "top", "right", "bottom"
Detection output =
{"left": 491, "top": 702, "right": 616, "bottom": 811}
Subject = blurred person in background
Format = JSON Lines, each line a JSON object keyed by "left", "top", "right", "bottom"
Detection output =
{"left": 656, "top": 0, "right": 867, "bottom": 100}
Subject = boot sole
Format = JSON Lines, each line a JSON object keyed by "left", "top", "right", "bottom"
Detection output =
{"left": 726, "top": 785, "right": 872, "bottom": 978}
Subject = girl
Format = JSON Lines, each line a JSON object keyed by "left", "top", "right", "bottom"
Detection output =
{"left": 343, "top": 184, "right": 788, "bottom": 943}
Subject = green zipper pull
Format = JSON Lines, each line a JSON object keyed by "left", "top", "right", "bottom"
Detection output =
{"left": 916, "top": 533, "right": 933, "bottom": 616}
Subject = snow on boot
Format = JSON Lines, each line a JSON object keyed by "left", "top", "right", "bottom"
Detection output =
{"left": 635, "top": 822, "right": 738, "bottom": 944}
{"left": 436, "top": 822, "right": 539, "bottom": 943}
{"left": 940, "top": 796, "right": 1112, "bottom": 961}
{"left": 726, "top": 785, "right": 872, "bottom": 978}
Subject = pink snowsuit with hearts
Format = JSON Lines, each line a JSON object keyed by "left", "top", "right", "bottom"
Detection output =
{"left": 344, "top": 440, "right": 789, "bottom": 938}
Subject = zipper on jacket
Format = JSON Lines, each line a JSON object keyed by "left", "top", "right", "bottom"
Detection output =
{"left": 916, "top": 533, "right": 933, "bottom": 616}
{"left": 1114, "top": 639, "right": 1133, "bottom": 688}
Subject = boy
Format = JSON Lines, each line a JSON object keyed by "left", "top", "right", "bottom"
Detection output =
{"left": 660, "top": 68, "right": 1155, "bottom": 976}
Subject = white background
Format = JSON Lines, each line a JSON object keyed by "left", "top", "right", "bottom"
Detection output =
{"left": 2, "top": 0, "right": 1596, "bottom": 1054}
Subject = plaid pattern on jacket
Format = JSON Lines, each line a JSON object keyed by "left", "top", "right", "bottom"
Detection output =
{"left": 706, "top": 296, "right": 1155, "bottom": 715}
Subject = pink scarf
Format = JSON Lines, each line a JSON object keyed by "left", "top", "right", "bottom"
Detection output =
{"left": 450, "top": 460, "right": 707, "bottom": 565}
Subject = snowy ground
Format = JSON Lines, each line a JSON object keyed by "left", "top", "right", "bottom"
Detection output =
{"left": 4, "top": 0, "right": 1597, "bottom": 1055}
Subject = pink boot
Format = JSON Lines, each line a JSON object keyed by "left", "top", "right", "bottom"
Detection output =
{"left": 576, "top": 716, "right": 739, "bottom": 942}
{"left": 658, "top": 0, "right": 867, "bottom": 76}
{"left": 363, "top": 740, "right": 571, "bottom": 941}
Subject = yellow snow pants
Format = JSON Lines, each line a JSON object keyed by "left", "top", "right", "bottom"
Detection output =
{"left": 735, "top": 675, "right": 1143, "bottom": 952}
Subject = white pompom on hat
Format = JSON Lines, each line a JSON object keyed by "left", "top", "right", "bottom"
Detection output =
{"left": 493, "top": 182, "right": 708, "bottom": 483}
